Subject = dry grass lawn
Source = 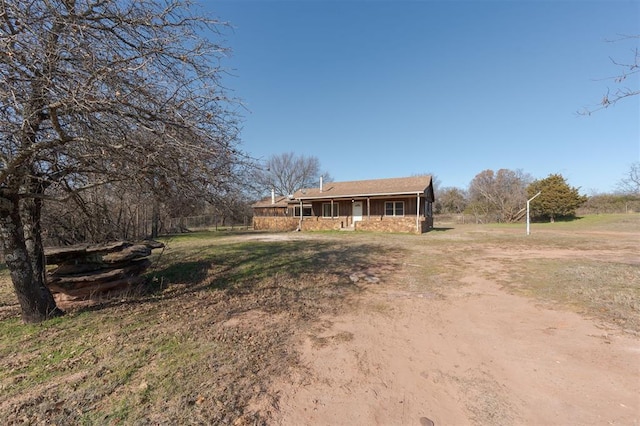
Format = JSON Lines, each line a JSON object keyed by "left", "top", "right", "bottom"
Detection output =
{"left": 0, "top": 214, "right": 638, "bottom": 424}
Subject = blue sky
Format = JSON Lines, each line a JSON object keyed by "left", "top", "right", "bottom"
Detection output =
{"left": 206, "top": 0, "right": 639, "bottom": 194}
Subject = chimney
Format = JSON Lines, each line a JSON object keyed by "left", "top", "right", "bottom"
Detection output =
{"left": 320, "top": 175, "right": 323, "bottom": 193}
{"left": 271, "top": 188, "right": 275, "bottom": 204}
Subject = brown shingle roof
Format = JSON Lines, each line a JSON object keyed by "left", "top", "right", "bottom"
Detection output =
{"left": 252, "top": 195, "right": 291, "bottom": 208}
{"left": 293, "top": 175, "right": 433, "bottom": 200}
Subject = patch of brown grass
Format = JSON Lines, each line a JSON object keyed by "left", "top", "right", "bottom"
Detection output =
{"left": 1, "top": 214, "right": 638, "bottom": 423}
{"left": 507, "top": 259, "right": 640, "bottom": 333}
{"left": 0, "top": 235, "right": 402, "bottom": 425}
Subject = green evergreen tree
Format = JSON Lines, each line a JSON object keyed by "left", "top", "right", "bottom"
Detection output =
{"left": 528, "top": 174, "right": 587, "bottom": 222}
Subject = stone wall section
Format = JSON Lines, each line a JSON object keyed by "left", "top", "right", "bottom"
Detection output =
{"left": 253, "top": 216, "right": 298, "bottom": 232}
{"left": 355, "top": 217, "right": 428, "bottom": 234}
{"left": 299, "top": 216, "right": 348, "bottom": 231}
{"left": 254, "top": 215, "right": 433, "bottom": 234}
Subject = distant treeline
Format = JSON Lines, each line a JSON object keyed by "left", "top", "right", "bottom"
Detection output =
{"left": 577, "top": 194, "right": 640, "bottom": 215}
{"left": 435, "top": 193, "right": 640, "bottom": 224}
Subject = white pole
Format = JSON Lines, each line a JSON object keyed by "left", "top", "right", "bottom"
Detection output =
{"left": 416, "top": 193, "right": 420, "bottom": 233}
{"left": 526, "top": 191, "right": 542, "bottom": 235}
{"left": 299, "top": 199, "right": 303, "bottom": 231}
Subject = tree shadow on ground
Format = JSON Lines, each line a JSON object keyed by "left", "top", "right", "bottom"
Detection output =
{"left": 76, "top": 238, "right": 404, "bottom": 314}
{"left": 149, "top": 260, "right": 211, "bottom": 288}
{"left": 430, "top": 227, "right": 454, "bottom": 232}
{"left": 6, "top": 236, "right": 407, "bottom": 425}
{"left": 152, "top": 239, "right": 399, "bottom": 293}
{"left": 531, "top": 215, "right": 584, "bottom": 223}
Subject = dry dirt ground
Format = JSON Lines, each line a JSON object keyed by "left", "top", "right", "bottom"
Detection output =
{"left": 270, "top": 229, "right": 640, "bottom": 425}
{"left": 1, "top": 223, "right": 638, "bottom": 425}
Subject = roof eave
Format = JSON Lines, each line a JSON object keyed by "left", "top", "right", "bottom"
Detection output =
{"left": 296, "top": 189, "right": 428, "bottom": 201}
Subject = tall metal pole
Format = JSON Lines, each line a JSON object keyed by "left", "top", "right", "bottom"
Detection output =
{"left": 527, "top": 191, "right": 542, "bottom": 235}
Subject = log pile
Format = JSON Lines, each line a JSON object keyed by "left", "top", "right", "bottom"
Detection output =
{"left": 44, "top": 240, "right": 164, "bottom": 306}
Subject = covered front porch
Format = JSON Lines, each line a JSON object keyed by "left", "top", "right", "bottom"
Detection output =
{"left": 295, "top": 194, "right": 433, "bottom": 234}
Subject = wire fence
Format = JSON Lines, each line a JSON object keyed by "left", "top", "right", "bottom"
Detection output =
{"left": 153, "top": 215, "right": 252, "bottom": 234}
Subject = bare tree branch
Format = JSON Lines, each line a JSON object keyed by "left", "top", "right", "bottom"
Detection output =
{"left": 580, "top": 34, "right": 640, "bottom": 114}
{"left": 250, "top": 152, "right": 331, "bottom": 198}
{"left": 0, "top": 0, "right": 244, "bottom": 322}
{"left": 617, "top": 162, "right": 640, "bottom": 195}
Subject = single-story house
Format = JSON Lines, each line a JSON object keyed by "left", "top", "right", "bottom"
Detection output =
{"left": 252, "top": 175, "right": 435, "bottom": 234}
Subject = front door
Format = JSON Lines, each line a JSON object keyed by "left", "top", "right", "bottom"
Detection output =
{"left": 353, "top": 201, "right": 363, "bottom": 222}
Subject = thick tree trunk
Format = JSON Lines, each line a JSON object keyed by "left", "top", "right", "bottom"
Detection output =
{"left": 0, "top": 193, "right": 63, "bottom": 323}
{"left": 21, "top": 181, "right": 48, "bottom": 296}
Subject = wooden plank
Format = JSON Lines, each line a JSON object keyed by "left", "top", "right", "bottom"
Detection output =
{"left": 44, "top": 241, "right": 130, "bottom": 264}
{"left": 49, "top": 277, "right": 142, "bottom": 298}
{"left": 102, "top": 245, "right": 151, "bottom": 264}
{"left": 47, "top": 259, "right": 151, "bottom": 286}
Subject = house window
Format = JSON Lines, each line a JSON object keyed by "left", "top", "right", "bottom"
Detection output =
{"left": 385, "top": 201, "right": 404, "bottom": 217}
{"left": 322, "top": 203, "right": 339, "bottom": 218}
{"left": 294, "top": 205, "right": 313, "bottom": 217}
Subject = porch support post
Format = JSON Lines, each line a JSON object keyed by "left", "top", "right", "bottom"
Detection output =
{"left": 416, "top": 193, "right": 420, "bottom": 233}
{"left": 367, "top": 197, "right": 370, "bottom": 220}
{"left": 299, "top": 199, "right": 303, "bottom": 230}
{"left": 331, "top": 199, "right": 334, "bottom": 219}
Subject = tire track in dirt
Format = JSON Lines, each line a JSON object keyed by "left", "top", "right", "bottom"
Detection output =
{"left": 272, "top": 248, "right": 640, "bottom": 425}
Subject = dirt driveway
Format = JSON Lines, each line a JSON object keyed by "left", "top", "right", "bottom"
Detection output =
{"left": 271, "top": 226, "right": 640, "bottom": 425}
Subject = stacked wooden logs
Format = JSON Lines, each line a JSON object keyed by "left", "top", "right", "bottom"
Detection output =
{"left": 44, "top": 240, "right": 164, "bottom": 306}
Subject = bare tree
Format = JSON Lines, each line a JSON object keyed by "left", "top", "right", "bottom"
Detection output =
{"left": 251, "top": 152, "right": 331, "bottom": 197}
{"left": 468, "top": 169, "right": 532, "bottom": 222}
{"left": 617, "top": 162, "right": 640, "bottom": 195}
{"left": 436, "top": 187, "right": 468, "bottom": 215}
{"left": 0, "top": 0, "right": 243, "bottom": 322}
{"left": 581, "top": 35, "right": 639, "bottom": 114}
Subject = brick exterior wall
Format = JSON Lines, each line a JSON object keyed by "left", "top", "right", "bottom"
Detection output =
{"left": 355, "top": 216, "right": 431, "bottom": 234}
{"left": 253, "top": 216, "right": 299, "bottom": 232}
{"left": 299, "top": 216, "right": 350, "bottom": 231}
{"left": 254, "top": 215, "right": 433, "bottom": 234}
